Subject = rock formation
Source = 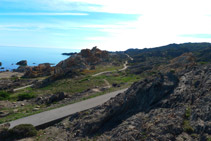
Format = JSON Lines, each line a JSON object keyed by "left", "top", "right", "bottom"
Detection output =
{"left": 54, "top": 47, "right": 109, "bottom": 76}
{"left": 44, "top": 54, "right": 210, "bottom": 140}
{"left": 16, "top": 60, "right": 27, "bottom": 66}
{"left": 23, "top": 63, "right": 54, "bottom": 78}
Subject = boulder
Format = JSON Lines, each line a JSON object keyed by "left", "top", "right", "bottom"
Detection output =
{"left": 16, "top": 60, "right": 27, "bottom": 66}
{"left": 35, "top": 92, "right": 68, "bottom": 105}
{"left": 47, "top": 92, "right": 68, "bottom": 104}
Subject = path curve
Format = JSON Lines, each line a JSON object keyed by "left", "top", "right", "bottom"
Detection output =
{"left": 92, "top": 54, "right": 133, "bottom": 77}
{"left": 7, "top": 88, "right": 127, "bottom": 129}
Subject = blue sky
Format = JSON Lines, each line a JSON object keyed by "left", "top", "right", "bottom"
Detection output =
{"left": 0, "top": 0, "right": 211, "bottom": 51}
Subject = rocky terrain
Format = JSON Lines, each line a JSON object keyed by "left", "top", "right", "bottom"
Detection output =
{"left": 54, "top": 47, "right": 109, "bottom": 76}
{"left": 126, "top": 43, "right": 211, "bottom": 74}
{"left": 0, "top": 43, "right": 210, "bottom": 141}
{"left": 40, "top": 53, "right": 211, "bottom": 141}
{"left": 19, "top": 47, "right": 111, "bottom": 80}
{"left": 0, "top": 78, "right": 35, "bottom": 91}
{"left": 38, "top": 47, "right": 127, "bottom": 87}
{"left": 23, "top": 63, "right": 54, "bottom": 78}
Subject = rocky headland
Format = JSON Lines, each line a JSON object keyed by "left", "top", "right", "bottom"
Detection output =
{"left": 40, "top": 53, "right": 211, "bottom": 141}
{"left": 62, "top": 52, "right": 77, "bottom": 56}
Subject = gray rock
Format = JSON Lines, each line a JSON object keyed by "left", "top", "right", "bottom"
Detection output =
{"left": 62, "top": 64, "right": 211, "bottom": 140}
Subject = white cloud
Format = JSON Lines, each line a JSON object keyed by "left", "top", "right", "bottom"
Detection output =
{"left": 0, "top": 13, "right": 88, "bottom": 16}
{"left": 36, "top": 0, "right": 211, "bottom": 15}
{"left": 1, "top": 0, "right": 211, "bottom": 50}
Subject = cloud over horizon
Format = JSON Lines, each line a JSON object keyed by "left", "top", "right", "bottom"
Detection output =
{"left": 0, "top": 0, "right": 211, "bottom": 51}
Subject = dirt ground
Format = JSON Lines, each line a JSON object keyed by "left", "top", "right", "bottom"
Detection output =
{"left": 0, "top": 72, "right": 24, "bottom": 79}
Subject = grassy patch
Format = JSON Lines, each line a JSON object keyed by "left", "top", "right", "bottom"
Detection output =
{"left": 0, "top": 104, "right": 40, "bottom": 124}
{"left": 18, "top": 93, "right": 36, "bottom": 101}
{"left": 0, "top": 91, "right": 10, "bottom": 100}
{"left": 183, "top": 107, "right": 194, "bottom": 134}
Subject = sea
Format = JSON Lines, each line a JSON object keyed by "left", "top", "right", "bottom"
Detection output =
{"left": 0, "top": 46, "right": 79, "bottom": 71}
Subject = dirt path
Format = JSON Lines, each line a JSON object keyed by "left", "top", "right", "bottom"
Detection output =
{"left": 103, "top": 79, "right": 111, "bottom": 88}
{"left": 13, "top": 84, "right": 33, "bottom": 92}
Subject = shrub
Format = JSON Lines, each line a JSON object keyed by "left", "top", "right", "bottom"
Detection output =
{"left": 18, "top": 93, "right": 35, "bottom": 101}
{"left": 9, "top": 124, "right": 37, "bottom": 139}
{"left": 0, "top": 128, "right": 9, "bottom": 139}
{"left": 183, "top": 120, "right": 194, "bottom": 134}
{"left": 0, "top": 91, "right": 10, "bottom": 100}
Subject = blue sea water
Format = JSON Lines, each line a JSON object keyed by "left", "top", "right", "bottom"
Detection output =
{"left": 0, "top": 46, "right": 79, "bottom": 71}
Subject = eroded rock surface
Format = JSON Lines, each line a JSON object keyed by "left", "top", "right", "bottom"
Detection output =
{"left": 42, "top": 54, "right": 211, "bottom": 141}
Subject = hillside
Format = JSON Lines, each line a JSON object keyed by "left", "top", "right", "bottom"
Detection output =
{"left": 0, "top": 43, "right": 210, "bottom": 141}
{"left": 125, "top": 43, "right": 211, "bottom": 74}
{"left": 38, "top": 53, "right": 211, "bottom": 141}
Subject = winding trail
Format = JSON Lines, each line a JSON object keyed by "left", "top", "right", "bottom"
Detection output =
{"left": 92, "top": 54, "right": 133, "bottom": 77}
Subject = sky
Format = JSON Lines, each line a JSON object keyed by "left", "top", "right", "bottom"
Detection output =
{"left": 0, "top": 0, "right": 211, "bottom": 51}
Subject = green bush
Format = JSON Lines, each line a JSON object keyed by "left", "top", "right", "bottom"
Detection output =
{"left": 0, "top": 124, "right": 37, "bottom": 140}
{"left": 0, "top": 91, "right": 10, "bottom": 100}
{"left": 9, "top": 124, "right": 37, "bottom": 139}
{"left": 18, "top": 93, "right": 36, "bottom": 101}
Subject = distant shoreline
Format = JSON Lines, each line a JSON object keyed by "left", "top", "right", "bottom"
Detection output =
{"left": 61, "top": 52, "right": 77, "bottom": 56}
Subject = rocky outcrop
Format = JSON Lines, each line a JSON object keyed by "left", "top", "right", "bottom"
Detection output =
{"left": 54, "top": 47, "right": 109, "bottom": 76}
{"left": 38, "top": 47, "right": 109, "bottom": 85}
{"left": 23, "top": 63, "right": 54, "bottom": 78}
{"left": 35, "top": 92, "right": 68, "bottom": 105}
{"left": 16, "top": 60, "right": 27, "bottom": 66}
{"left": 158, "top": 52, "right": 196, "bottom": 73}
{"left": 15, "top": 66, "right": 29, "bottom": 72}
{"left": 44, "top": 54, "right": 211, "bottom": 140}
{"left": 14, "top": 60, "right": 28, "bottom": 72}
{"left": 62, "top": 52, "right": 77, "bottom": 56}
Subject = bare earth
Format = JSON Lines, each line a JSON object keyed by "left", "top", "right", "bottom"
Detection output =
{"left": 0, "top": 72, "right": 24, "bottom": 79}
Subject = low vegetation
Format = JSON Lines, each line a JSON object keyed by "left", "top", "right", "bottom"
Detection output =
{"left": 0, "top": 62, "right": 143, "bottom": 124}
{"left": 183, "top": 107, "right": 194, "bottom": 134}
{"left": 18, "top": 92, "right": 36, "bottom": 101}
{"left": 0, "top": 91, "right": 10, "bottom": 100}
{"left": 0, "top": 124, "right": 37, "bottom": 140}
